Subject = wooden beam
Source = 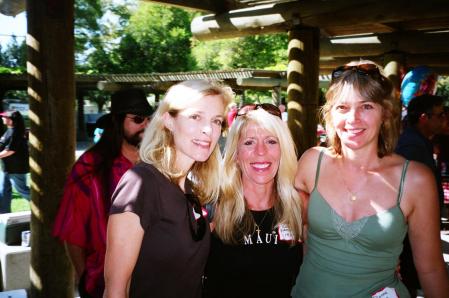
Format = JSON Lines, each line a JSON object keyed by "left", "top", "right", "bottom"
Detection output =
{"left": 0, "top": 0, "right": 25, "bottom": 16}
{"left": 319, "top": 53, "right": 449, "bottom": 69}
{"left": 320, "top": 31, "right": 449, "bottom": 57}
{"left": 143, "top": 0, "right": 244, "bottom": 13}
{"left": 191, "top": 0, "right": 449, "bottom": 40}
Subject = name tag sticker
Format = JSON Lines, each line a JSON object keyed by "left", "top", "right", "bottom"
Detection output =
{"left": 371, "top": 287, "right": 399, "bottom": 298}
{"left": 278, "top": 224, "right": 294, "bottom": 241}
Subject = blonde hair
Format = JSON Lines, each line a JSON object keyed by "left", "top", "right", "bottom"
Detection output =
{"left": 214, "top": 108, "right": 303, "bottom": 244}
{"left": 322, "top": 60, "right": 399, "bottom": 157}
{"left": 139, "top": 80, "right": 234, "bottom": 204}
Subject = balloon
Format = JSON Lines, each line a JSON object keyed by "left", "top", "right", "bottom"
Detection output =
{"left": 400, "top": 66, "right": 437, "bottom": 107}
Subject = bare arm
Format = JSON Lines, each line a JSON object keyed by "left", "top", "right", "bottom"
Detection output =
{"left": 406, "top": 162, "right": 449, "bottom": 297}
{"left": 103, "top": 212, "right": 144, "bottom": 298}
{"left": 0, "top": 149, "right": 15, "bottom": 159}
{"left": 64, "top": 243, "right": 86, "bottom": 283}
{"left": 295, "top": 147, "right": 321, "bottom": 250}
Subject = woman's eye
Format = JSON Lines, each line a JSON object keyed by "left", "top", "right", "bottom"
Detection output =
{"left": 213, "top": 119, "right": 223, "bottom": 126}
{"left": 190, "top": 114, "right": 200, "bottom": 120}
{"left": 362, "top": 104, "right": 374, "bottom": 110}
{"left": 267, "top": 139, "right": 278, "bottom": 145}
{"left": 335, "top": 105, "right": 347, "bottom": 111}
{"left": 243, "top": 140, "right": 254, "bottom": 146}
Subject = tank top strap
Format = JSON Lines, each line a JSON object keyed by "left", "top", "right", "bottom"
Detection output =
{"left": 397, "top": 160, "right": 410, "bottom": 205}
{"left": 313, "top": 150, "right": 325, "bottom": 190}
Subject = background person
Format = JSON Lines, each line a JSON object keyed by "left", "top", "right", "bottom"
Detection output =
{"left": 395, "top": 94, "right": 447, "bottom": 296}
{"left": 0, "top": 110, "right": 30, "bottom": 213}
{"left": 204, "top": 104, "right": 303, "bottom": 298}
{"left": 103, "top": 80, "right": 233, "bottom": 298}
{"left": 53, "top": 88, "right": 153, "bottom": 298}
{"left": 291, "top": 61, "right": 449, "bottom": 297}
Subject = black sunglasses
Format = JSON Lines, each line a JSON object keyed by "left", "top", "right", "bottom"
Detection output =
{"left": 331, "top": 64, "right": 382, "bottom": 82}
{"left": 237, "top": 103, "right": 282, "bottom": 119}
{"left": 185, "top": 193, "right": 207, "bottom": 241}
{"left": 126, "top": 115, "right": 151, "bottom": 124}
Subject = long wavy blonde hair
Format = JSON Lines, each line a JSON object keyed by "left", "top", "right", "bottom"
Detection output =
{"left": 139, "top": 80, "right": 234, "bottom": 204}
{"left": 213, "top": 108, "right": 303, "bottom": 244}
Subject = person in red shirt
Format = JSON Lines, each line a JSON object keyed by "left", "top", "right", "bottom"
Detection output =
{"left": 53, "top": 88, "right": 154, "bottom": 298}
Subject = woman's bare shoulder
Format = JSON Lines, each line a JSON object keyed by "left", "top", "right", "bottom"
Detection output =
{"left": 298, "top": 146, "right": 332, "bottom": 163}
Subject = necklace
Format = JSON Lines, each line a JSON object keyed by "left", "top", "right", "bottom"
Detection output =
{"left": 251, "top": 209, "right": 271, "bottom": 234}
{"left": 339, "top": 159, "right": 367, "bottom": 202}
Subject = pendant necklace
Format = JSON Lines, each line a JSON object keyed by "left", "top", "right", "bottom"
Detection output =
{"left": 339, "top": 159, "right": 367, "bottom": 203}
{"left": 251, "top": 209, "right": 271, "bottom": 234}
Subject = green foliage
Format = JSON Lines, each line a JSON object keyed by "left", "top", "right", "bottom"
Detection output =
{"left": 436, "top": 76, "right": 449, "bottom": 105}
{"left": 192, "top": 39, "right": 238, "bottom": 70}
{"left": 11, "top": 190, "right": 30, "bottom": 212}
{"left": 230, "top": 34, "right": 288, "bottom": 69}
{"left": 192, "top": 34, "right": 288, "bottom": 71}
{"left": 4, "top": 90, "right": 27, "bottom": 101}
{"left": 84, "top": 90, "right": 110, "bottom": 112}
{"left": 112, "top": 2, "right": 196, "bottom": 73}
{"left": 0, "top": 36, "right": 26, "bottom": 72}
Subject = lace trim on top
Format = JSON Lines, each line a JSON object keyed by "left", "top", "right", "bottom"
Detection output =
{"left": 331, "top": 208, "right": 369, "bottom": 240}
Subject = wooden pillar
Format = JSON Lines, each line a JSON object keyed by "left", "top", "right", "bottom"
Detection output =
{"left": 76, "top": 89, "right": 87, "bottom": 141}
{"left": 271, "top": 86, "right": 281, "bottom": 105}
{"left": 384, "top": 52, "right": 406, "bottom": 98}
{"left": 383, "top": 52, "right": 406, "bottom": 132}
{"left": 26, "top": 0, "right": 75, "bottom": 297}
{"left": 0, "top": 88, "right": 7, "bottom": 111}
{"left": 287, "top": 26, "right": 320, "bottom": 157}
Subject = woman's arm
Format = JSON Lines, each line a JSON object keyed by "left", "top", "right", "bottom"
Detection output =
{"left": 405, "top": 162, "right": 449, "bottom": 297}
{"left": 103, "top": 212, "right": 144, "bottom": 298}
{"left": 295, "top": 148, "right": 322, "bottom": 250}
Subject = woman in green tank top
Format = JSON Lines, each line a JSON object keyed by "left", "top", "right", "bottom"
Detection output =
{"left": 291, "top": 60, "right": 449, "bottom": 297}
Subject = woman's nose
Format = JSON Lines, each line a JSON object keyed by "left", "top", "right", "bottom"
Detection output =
{"left": 255, "top": 142, "right": 267, "bottom": 155}
{"left": 202, "top": 123, "right": 212, "bottom": 135}
{"left": 346, "top": 108, "right": 359, "bottom": 122}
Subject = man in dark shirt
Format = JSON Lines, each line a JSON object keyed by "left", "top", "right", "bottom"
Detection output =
{"left": 395, "top": 94, "right": 447, "bottom": 297}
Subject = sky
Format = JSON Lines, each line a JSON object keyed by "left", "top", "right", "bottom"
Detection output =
{"left": 0, "top": 12, "right": 27, "bottom": 46}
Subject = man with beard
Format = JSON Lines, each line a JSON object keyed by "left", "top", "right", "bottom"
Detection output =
{"left": 53, "top": 88, "right": 153, "bottom": 298}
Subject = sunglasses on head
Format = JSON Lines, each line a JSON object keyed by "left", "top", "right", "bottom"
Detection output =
{"left": 126, "top": 115, "right": 151, "bottom": 124}
{"left": 185, "top": 193, "right": 207, "bottom": 241}
{"left": 331, "top": 63, "right": 382, "bottom": 82}
{"left": 237, "top": 103, "right": 282, "bottom": 119}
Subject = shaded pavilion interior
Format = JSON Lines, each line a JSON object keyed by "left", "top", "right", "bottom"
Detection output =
{"left": 0, "top": 0, "right": 449, "bottom": 297}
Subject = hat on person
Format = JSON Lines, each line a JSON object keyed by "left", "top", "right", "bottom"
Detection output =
{"left": 0, "top": 110, "right": 15, "bottom": 118}
{"left": 95, "top": 113, "right": 112, "bottom": 129}
{"left": 110, "top": 88, "right": 154, "bottom": 116}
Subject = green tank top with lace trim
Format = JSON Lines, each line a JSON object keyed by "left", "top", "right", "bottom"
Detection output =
{"left": 291, "top": 150, "right": 410, "bottom": 298}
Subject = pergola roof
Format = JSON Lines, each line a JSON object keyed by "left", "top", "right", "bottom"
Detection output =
{"left": 0, "top": 70, "right": 331, "bottom": 93}
{"left": 148, "top": 0, "right": 449, "bottom": 74}
{"left": 3, "top": 1, "right": 449, "bottom": 73}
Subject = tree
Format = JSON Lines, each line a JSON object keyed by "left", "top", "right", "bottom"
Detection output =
{"left": 0, "top": 36, "right": 26, "bottom": 72}
{"left": 192, "top": 33, "right": 288, "bottom": 70}
{"left": 111, "top": 2, "right": 196, "bottom": 73}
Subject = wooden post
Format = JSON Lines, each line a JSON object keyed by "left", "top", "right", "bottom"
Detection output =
{"left": 272, "top": 86, "right": 281, "bottom": 105}
{"left": 287, "top": 26, "right": 320, "bottom": 157}
{"left": 384, "top": 52, "right": 406, "bottom": 96}
{"left": 26, "top": 0, "right": 75, "bottom": 297}
{"left": 383, "top": 51, "right": 406, "bottom": 133}
{"left": 76, "top": 89, "right": 87, "bottom": 141}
